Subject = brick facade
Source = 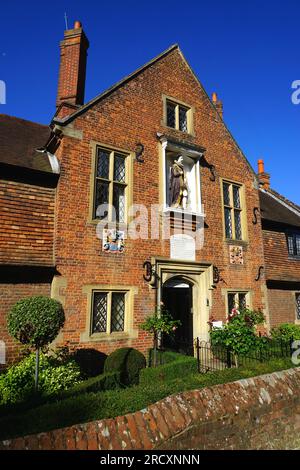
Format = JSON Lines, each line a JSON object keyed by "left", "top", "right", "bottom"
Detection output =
{"left": 1, "top": 22, "right": 299, "bottom": 365}
{"left": 0, "top": 180, "right": 55, "bottom": 266}
{"left": 51, "top": 41, "right": 266, "bottom": 357}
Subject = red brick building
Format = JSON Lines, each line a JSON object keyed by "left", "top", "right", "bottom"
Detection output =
{"left": 258, "top": 160, "right": 300, "bottom": 327}
{"left": 0, "top": 21, "right": 298, "bottom": 365}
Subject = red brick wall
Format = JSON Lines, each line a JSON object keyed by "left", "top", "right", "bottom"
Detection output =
{"left": 2, "top": 367, "right": 300, "bottom": 450}
{"left": 263, "top": 229, "right": 300, "bottom": 282}
{"left": 53, "top": 47, "right": 266, "bottom": 355}
{"left": 0, "top": 180, "right": 55, "bottom": 266}
{"left": 0, "top": 283, "right": 51, "bottom": 366}
{"left": 267, "top": 288, "right": 297, "bottom": 327}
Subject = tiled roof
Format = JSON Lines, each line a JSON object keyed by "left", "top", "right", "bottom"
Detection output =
{"left": 0, "top": 114, "right": 52, "bottom": 172}
{"left": 259, "top": 188, "right": 300, "bottom": 228}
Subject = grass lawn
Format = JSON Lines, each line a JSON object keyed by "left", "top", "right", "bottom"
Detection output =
{"left": 0, "top": 357, "right": 295, "bottom": 441}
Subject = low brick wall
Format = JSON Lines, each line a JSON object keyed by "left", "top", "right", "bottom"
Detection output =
{"left": 2, "top": 367, "right": 300, "bottom": 450}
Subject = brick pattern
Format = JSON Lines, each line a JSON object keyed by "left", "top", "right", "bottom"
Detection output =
{"left": 0, "top": 180, "right": 55, "bottom": 266}
{"left": 0, "top": 283, "right": 51, "bottom": 366}
{"left": 52, "top": 47, "right": 266, "bottom": 356}
{"left": 263, "top": 229, "right": 300, "bottom": 282}
{"left": 2, "top": 367, "right": 300, "bottom": 450}
{"left": 268, "top": 288, "right": 297, "bottom": 327}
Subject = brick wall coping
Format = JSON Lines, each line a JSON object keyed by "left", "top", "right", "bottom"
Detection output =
{"left": 1, "top": 366, "right": 300, "bottom": 450}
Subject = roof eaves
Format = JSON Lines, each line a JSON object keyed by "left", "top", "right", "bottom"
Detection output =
{"left": 260, "top": 187, "right": 300, "bottom": 219}
{"left": 52, "top": 43, "right": 179, "bottom": 126}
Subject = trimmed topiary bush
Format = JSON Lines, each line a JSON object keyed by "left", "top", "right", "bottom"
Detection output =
{"left": 7, "top": 295, "right": 65, "bottom": 391}
{"left": 104, "top": 348, "right": 146, "bottom": 385}
{"left": 7, "top": 296, "right": 64, "bottom": 348}
{"left": 73, "top": 349, "right": 107, "bottom": 378}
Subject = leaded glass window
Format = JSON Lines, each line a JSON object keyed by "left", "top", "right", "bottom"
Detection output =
{"left": 92, "top": 292, "right": 107, "bottom": 333}
{"left": 165, "top": 99, "right": 191, "bottom": 133}
{"left": 91, "top": 291, "right": 127, "bottom": 335}
{"left": 223, "top": 181, "right": 244, "bottom": 240}
{"left": 179, "top": 106, "right": 188, "bottom": 132}
{"left": 166, "top": 101, "right": 176, "bottom": 128}
{"left": 94, "top": 147, "right": 128, "bottom": 221}
{"left": 111, "top": 293, "right": 125, "bottom": 332}
{"left": 296, "top": 293, "right": 300, "bottom": 321}
{"left": 227, "top": 292, "right": 248, "bottom": 315}
{"left": 287, "top": 233, "right": 300, "bottom": 257}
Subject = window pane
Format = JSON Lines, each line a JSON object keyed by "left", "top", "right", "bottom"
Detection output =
{"left": 166, "top": 101, "right": 176, "bottom": 128}
{"left": 224, "top": 207, "right": 232, "bottom": 238}
{"left": 234, "top": 210, "right": 242, "bottom": 240}
{"left": 296, "top": 294, "right": 300, "bottom": 321}
{"left": 233, "top": 185, "right": 241, "bottom": 209}
{"left": 296, "top": 235, "right": 300, "bottom": 256}
{"left": 228, "top": 293, "right": 236, "bottom": 314}
{"left": 111, "top": 293, "right": 125, "bottom": 332}
{"left": 288, "top": 235, "right": 294, "bottom": 255}
{"left": 223, "top": 183, "right": 230, "bottom": 206}
{"left": 95, "top": 181, "right": 109, "bottom": 219}
{"left": 92, "top": 293, "right": 107, "bottom": 333}
{"left": 238, "top": 293, "right": 246, "bottom": 310}
{"left": 97, "top": 150, "right": 110, "bottom": 179}
{"left": 114, "top": 154, "right": 126, "bottom": 183}
{"left": 113, "top": 184, "right": 125, "bottom": 222}
{"left": 179, "top": 106, "right": 188, "bottom": 132}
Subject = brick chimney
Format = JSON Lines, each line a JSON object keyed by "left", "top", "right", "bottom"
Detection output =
{"left": 56, "top": 21, "right": 89, "bottom": 110}
{"left": 257, "top": 159, "right": 270, "bottom": 189}
{"left": 212, "top": 92, "right": 223, "bottom": 119}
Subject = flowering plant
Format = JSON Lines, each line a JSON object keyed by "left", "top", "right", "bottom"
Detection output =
{"left": 141, "top": 307, "right": 181, "bottom": 367}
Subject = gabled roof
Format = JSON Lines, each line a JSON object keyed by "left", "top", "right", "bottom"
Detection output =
{"left": 259, "top": 188, "right": 300, "bottom": 228}
{"left": 52, "top": 43, "right": 257, "bottom": 179}
{"left": 52, "top": 44, "right": 179, "bottom": 125}
{"left": 0, "top": 114, "right": 53, "bottom": 172}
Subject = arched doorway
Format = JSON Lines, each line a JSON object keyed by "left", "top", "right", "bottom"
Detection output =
{"left": 162, "top": 277, "right": 194, "bottom": 355}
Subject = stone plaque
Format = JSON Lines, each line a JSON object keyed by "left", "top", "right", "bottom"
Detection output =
{"left": 170, "top": 234, "right": 195, "bottom": 261}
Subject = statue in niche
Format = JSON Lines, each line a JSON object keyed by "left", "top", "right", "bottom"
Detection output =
{"left": 169, "top": 155, "right": 188, "bottom": 209}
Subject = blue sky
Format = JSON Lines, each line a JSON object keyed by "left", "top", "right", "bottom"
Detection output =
{"left": 0, "top": 0, "right": 299, "bottom": 203}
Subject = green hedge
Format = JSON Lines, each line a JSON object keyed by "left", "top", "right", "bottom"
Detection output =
{"left": 148, "top": 349, "right": 188, "bottom": 366}
{"left": 104, "top": 348, "right": 146, "bottom": 385}
{"left": 59, "top": 371, "right": 122, "bottom": 399}
{"left": 140, "top": 355, "right": 198, "bottom": 385}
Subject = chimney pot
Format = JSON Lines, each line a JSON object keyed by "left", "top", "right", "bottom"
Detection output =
{"left": 257, "top": 158, "right": 270, "bottom": 189}
{"left": 56, "top": 22, "right": 89, "bottom": 111}
{"left": 212, "top": 92, "right": 217, "bottom": 103}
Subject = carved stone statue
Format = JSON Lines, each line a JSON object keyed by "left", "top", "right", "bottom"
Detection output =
{"left": 169, "top": 155, "right": 188, "bottom": 209}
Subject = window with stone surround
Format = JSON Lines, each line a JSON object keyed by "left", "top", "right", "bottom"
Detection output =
{"left": 227, "top": 291, "right": 249, "bottom": 315}
{"left": 93, "top": 146, "right": 129, "bottom": 222}
{"left": 222, "top": 181, "right": 245, "bottom": 241}
{"left": 296, "top": 293, "right": 300, "bottom": 321}
{"left": 163, "top": 96, "right": 193, "bottom": 134}
{"left": 91, "top": 290, "right": 127, "bottom": 334}
{"left": 287, "top": 233, "right": 300, "bottom": 258}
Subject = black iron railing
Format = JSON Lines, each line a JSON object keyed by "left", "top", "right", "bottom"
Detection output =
{"left": 195, "top": 337, "right": 294, "bottom": 373}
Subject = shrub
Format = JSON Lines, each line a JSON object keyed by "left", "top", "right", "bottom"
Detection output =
{"left": 0, "top": 353, "right": 81, "bottom": 405}
{"left": 7, "top": 296, "right": 65, "bottom": 392}
{"left": 73, "top": 349, "right": 107, "bottom": 378}
{"left": 148, "top": 349, "right": 190, "bottom": 366}
{"left": 140, "top": 308, "right": 181, "bottom": 367}
{"left": 59, "top": 371, "right": 122, "bottom": 399}
{"left": 104, "top": 348, "right": 146, "bottom": 385}
{"left": 271, "top": 323, "right": 300, "bottom": 342}
{"left": 7, "top": 296, "right": 64, "bottom": 348}
{"left": 140, "top": 355, "right": 198, "bottom": 385}
{"left": 210, "top": 308, "right": 265, "bottom": 356}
